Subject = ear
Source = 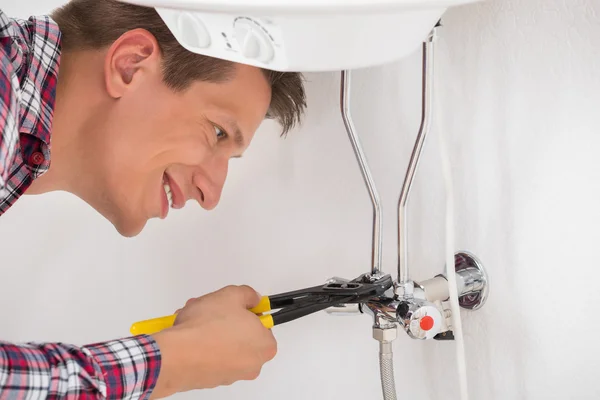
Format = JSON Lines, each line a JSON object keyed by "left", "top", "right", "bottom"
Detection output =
{"left": 104, "top": 28, "right": 161, "bottom": 99}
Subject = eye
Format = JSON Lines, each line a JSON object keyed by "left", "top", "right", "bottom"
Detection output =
{"left": 214, "top": 125, "right": 228, "bottom": 140}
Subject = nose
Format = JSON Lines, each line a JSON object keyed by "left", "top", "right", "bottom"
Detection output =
{"left": 192, "top": 157, "right": 229, "bottom": 210}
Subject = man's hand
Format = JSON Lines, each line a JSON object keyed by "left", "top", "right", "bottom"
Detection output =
{"left": 150, "top": 285, "right": 277, "bottom": 398}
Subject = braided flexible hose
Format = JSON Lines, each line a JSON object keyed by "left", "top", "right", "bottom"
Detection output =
{"left": 379, "top": 341, "right": 398, "bottom": 400}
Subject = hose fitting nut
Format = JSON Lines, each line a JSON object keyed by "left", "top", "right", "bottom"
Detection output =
{"left": 373, "top": 326, "right": 398, "bottom": 342}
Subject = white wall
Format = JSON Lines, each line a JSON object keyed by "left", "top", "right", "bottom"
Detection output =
{"left": 2, "top": 1, "right": 600, "bottom": 399}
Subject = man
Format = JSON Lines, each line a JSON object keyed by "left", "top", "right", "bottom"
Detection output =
{"left": 0, "top": 0, "right": 306, "bottom": 399}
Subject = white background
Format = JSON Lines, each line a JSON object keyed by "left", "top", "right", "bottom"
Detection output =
{"left": 1, "top": 0, "right": 600, "bottom": 399}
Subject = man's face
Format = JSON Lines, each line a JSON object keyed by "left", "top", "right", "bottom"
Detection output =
{"left": 84, "top": 39, "right": 272, "bottom": 237}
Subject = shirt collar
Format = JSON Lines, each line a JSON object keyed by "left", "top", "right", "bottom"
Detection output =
{"left": 15, "top": 14, "right": 62, "bottom": 146}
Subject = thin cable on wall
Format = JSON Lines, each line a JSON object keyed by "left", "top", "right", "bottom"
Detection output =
{"left": 436, "top": 70, "right": 469, "bottom": 400}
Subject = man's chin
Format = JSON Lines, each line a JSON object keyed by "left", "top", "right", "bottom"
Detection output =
{"left": 112, "top": 217, "right": 146, "bottom": 238}
{"left": 81, "top": 196, "right": 148, "bottom": 237}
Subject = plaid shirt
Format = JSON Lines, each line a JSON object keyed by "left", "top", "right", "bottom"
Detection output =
{"left": 0, "top": 9, "right": 161, "bottom": 399}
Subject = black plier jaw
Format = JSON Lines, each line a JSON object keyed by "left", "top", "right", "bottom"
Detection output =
{"left": 250, "top": 274, "right": 394, "bottom": 328}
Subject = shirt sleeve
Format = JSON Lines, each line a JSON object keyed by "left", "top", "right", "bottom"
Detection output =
{"left": 0, "top": 335, "right": 161, "bottom": 399}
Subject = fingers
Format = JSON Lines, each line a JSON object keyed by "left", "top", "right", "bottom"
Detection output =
{"left": 155, "top": 284, "right": 278, "bottom": 393}
{"left": 220, "top": 285, "right": 262, "bottom": 309}
{"left": 239, "top": 285, "right": 262, "bottom": 309}
{"left": 263, "top": 331, "right": 278, "bottom": 362}
{"left": 175, "top": 285, "right": 262, "bottom": 313}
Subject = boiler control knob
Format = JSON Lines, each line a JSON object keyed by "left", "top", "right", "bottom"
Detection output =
{"left": 234, "top": 19, "right": 274, "bottom": 64}
{"left": 397, "top": 300, "right": 443, "bottom": 340}
{"left": 177, "top": 12, "right": 211, "bottom": 49}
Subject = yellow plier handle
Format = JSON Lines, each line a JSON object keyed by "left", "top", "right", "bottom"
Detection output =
{"left": 129, "top": 296, "right": 274, "bottom": 335}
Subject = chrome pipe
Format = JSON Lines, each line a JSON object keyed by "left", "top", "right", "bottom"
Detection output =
{"left": 397, "top": 26, "right": 438, "bottom": 286}
{"left": 341, "top": 70, "right": 383, "bottom": 276}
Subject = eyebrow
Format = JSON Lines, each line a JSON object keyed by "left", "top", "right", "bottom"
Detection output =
{"left": 224, "top": 117, "right": 245, "bottom": 148}
{"left": 233, "top": 126, "right": 244, "bottom": 147}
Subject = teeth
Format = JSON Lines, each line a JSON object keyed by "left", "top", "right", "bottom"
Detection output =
{"left": 163, "top": 181, "right": 173, "bottom": 208}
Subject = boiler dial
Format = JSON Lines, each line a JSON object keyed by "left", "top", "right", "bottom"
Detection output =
{"left": 397, "top": 300, "right": 443, "bottom": 340}
{"left": 233, "top": 18, "right": 275, "bottom": 64}
{"left": 177, "top": 12, "right": 211, "bottom": 49}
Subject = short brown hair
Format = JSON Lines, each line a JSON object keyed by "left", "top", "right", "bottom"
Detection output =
{"left": 51, "top": 0, "right": 306, "bottom": 135}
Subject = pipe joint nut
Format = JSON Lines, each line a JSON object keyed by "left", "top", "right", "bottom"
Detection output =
{"left": 373, "top": 326, "right": 398, "bottom": 342}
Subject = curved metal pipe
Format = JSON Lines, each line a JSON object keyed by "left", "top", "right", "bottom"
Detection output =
{"left": 341, "top": 70, "right": 383, "bottom": 275}
{"left": 397, "top": 26, "right": 438, "bottom": 286}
